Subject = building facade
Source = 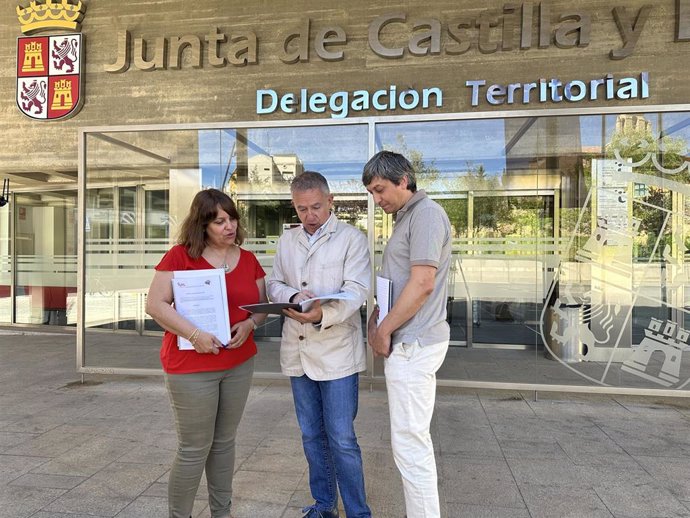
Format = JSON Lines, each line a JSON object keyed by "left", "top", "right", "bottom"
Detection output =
{"left": 1, "top": 0, "right": 690, "bottom": 395}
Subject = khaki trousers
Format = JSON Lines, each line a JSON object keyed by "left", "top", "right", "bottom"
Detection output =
{"left": 164, "top": 358, "right": 254, "bottom": 518}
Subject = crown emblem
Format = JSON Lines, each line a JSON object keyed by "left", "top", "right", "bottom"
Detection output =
{"left": 16, "top": 0, "right": 86, "bottom": 34}
{"left": 24, "top": 40, "right": 42, "bottom": 53}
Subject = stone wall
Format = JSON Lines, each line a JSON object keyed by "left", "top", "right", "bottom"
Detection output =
{"left": 1, "top": 0, "right": 688, "bottom": 177}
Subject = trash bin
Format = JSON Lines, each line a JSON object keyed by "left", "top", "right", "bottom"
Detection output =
{"left": 544, "top": 304, "right": 583, "bottom": 362}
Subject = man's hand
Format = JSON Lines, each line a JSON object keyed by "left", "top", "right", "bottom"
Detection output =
{"left": 284, "top": 290, "right": 323, "bottom": 324}
{"left": 367, "top": 307, "right": 391, "bottom": 358}
{"left": 290, "top": 290, "right": 314, "bottom": 304}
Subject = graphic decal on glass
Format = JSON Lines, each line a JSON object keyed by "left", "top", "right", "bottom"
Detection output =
{"left": 540, "top": 115, "right": 690, "bottom": 388}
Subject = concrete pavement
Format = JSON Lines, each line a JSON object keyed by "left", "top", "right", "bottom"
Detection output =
{"left": 2, "top": 329, "right": 690, "bottom": 517}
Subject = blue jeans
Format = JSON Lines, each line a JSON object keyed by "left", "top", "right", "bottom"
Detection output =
{"left": 290, "top": 373, "right": 371, "bottom": 518}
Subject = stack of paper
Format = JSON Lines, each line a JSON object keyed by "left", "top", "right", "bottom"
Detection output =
{"left": 376, "top": 275, "right": 393, "bottom": 325}
{"left": 171, "top": 269, "right": 231, "bottom": 350}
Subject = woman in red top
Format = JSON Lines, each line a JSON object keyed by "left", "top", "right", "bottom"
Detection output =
{"left": 146, "top": 189, "right": 266, "bottom": 518}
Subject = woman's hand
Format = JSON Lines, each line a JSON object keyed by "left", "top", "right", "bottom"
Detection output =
{"left": 192, "top": 330, "right": 223, "bottom": 355}
{"left": 227, "top": 318, "right": 255, "bottom": 348}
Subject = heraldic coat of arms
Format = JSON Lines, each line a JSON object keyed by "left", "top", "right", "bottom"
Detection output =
{"left": 16, "top": 0, "right": 86, "bottom": 121}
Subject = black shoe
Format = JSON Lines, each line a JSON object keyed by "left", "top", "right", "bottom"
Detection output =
{"left": 301, "top": 505, "right": 339, "bottom": 518}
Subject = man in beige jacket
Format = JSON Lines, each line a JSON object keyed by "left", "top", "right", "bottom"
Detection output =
{"left": 267, "top": 171, "right": 371, "bottom": 518}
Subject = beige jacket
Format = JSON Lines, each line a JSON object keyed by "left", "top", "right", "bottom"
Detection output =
{"left": 267, "top": 215, "right": 370, "bottom": 380}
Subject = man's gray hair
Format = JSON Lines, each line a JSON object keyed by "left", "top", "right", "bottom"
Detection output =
{"left": 362, "top": 150, "right": 417, "bottom": 192}
{"left": 290, "top": 171, "right": 331, "bottom": 195}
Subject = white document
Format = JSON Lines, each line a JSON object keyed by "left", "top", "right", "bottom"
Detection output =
{"left": 376, "top": 275, "right": 393, "bottom": 325}
{"left": 300, "top": 292, "right": 355, "bottom": 311}
{"left": 241, "top": 292, "right": 355, "bottom": 315}
{"left": 172, "top": 269, "right": 231, "bottom": 350}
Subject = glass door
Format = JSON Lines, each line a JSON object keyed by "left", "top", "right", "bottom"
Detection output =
{"left": 15, "top": 190, "right": 77, "bottom": 326}
{"left": 469, "top": 193, "right": 555, "bottom": 347}
{"left": 435, "top": 197, "right": 469, "bottom": 344}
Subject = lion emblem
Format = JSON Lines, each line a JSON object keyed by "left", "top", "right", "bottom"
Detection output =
{"left": 20, "top": 79, "right": 47, "bottom": 115}
{"left": 52, "top": 38, "right": 79, "bottom": 73}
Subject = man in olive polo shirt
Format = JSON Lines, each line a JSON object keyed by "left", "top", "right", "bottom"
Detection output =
{"left": 362, "top": 150, "right": 451, "bottom": 518}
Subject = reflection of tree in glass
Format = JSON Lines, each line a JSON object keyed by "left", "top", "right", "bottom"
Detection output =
{"left": 632, "top": 187, "right": 671, "bottom": 259}
{"left": 385, "top": 136, "right": 440, "bottom": 187}
{"left": 556, "top": 154, "right": 593, "bottom": 259}
{"left": 605, "top": 115, "right": 686, "bottom": 259}
{"left": 606, "top": 115, "right": 687, "bottom": 181}
{"left": 386, "top": 137, "right": 553, "bottom": 246}
{"left": 248, "top": 164, "right": 272, "bottom": 187}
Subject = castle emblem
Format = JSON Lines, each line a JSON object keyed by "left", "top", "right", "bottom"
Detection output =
{"left": 15, "top": 1, "right": 86, "bottom": 121}
{"left": 622, "top": 318, "right": 690, "bottom": 387}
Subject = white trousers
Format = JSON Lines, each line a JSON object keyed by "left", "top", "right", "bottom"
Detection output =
{"left": 384, "top": 339, "right": 449, "bottom": 518}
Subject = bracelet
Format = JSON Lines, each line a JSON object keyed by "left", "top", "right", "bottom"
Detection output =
{"left": 187, "top": 328, "right": 200, "bottom": 345}
{"left": 248, "top": 316, "right": 258, "bottom": 330}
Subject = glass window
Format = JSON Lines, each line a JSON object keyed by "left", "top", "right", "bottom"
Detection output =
{"left": 375, "top": 112, "right": 690, "bottom": 390}
{"left": 15, "top": 191, "right": 76, "bottom": 326}
{"left": 118, "top": 186, "right": 137, "bottom": 240}
{"left": 79, "top": 112, "right": 690, "bottom": 393}
{"left": 83, "top": 124, "right": 369, "bottom": 371}
{"left": 145, "top": 189, "right": 169, "bottom": 240}
{"left": 86, "top": 188, "right": 114, "bottom": 241}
